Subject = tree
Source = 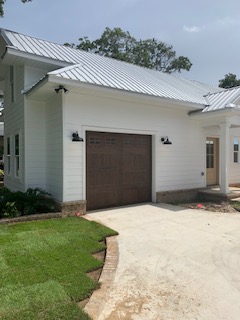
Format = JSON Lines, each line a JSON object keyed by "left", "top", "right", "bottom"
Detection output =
{"left": 68, "top": 27, "right": 192, "bottom": 74}
{"left": 219, "top": 73, "right": 240, "bottom": 89}
{"left": 0, "top": 0, "right": 32, "bottom": 17}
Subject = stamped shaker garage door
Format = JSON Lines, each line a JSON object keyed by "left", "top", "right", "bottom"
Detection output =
{"left": 86, "top": 131, "right": 152, "bottom": 210}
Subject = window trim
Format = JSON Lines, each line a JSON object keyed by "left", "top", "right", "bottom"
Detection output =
{"left": 10, "top": 65, "right": 15, "bottom": 103}
{"left": 14, "top": 133, "right": 20, "bottom": 178}
{"left": 6, "top": 136, "right": 11, "bottom": 175}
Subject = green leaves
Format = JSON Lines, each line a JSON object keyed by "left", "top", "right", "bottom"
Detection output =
{"left": 73, "top": 27, "right": 192, "bottom": 74}
{"left": 0, "top": 187, "right": 56, "bottom": 217}
{"left": 0, "top": 0, "right": 32, "bottom": 17}
{"left": 219, "top": 73, "right": 240, "bottom": 89}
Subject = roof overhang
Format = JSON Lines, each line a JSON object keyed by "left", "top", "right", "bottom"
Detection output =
{"left": 24, "top": 74, "right": 206, "bottom": 111}
{"left": 189, "top": 107, "right": 240, "bottom": 128}
{"left": 2, "top": 46, "right": 70, "bottom": 70}
{"left": 189, "top": 107, "right": 240, "bottom": 119}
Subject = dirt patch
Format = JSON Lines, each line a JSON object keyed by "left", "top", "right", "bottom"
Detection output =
{"left": 179, "top": 201, "right": 240, "bottom": 213}
{"left": 79, "top": 249, "right": 106, "bottom": 308}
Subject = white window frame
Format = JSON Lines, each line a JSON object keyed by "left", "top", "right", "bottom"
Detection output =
{"left": 14, "top": 134, "right": 20, "bottom": 178}
{"left": 7, "top": 136, "right": 11, "bottom": 175}
{"left": 10, "top": 65, "right": 15, "bottom": 103}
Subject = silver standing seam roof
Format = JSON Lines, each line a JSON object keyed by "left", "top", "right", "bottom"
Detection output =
{"left": 203, "top": 86, "right": 240, "bottom": 112}
{"left": 0, "top": 28, "right": 228, "bottom": 109}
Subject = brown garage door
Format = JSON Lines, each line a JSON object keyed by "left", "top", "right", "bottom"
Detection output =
{"left": 86, "top": 131, "right": 152, "bottom": 210}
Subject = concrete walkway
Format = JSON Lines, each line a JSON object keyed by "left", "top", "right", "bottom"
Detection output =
{"left": 84, "top": 203, "right": 240, "bottom": 320}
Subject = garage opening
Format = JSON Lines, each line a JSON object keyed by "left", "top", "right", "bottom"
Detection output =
{"left": 86, "top": 131, "right": 152, "bottom": 210}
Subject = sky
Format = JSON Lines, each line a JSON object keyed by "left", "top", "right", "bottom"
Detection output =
{"left": 1, "top": 0, "right": 240, "bottom": 86}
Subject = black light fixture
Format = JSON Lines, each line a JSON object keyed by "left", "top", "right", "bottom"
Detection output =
{"left": 55, "top": 85, "right": 69, "bottom": 94}
{"left": 161, "top": 136, "right": 172, "bottom": 145}
{"left": 72, "top": 131, "right": 84, "bottom": 142}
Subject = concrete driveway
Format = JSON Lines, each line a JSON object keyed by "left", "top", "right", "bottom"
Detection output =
{"left": 84, "top": 203, "right": 240, "bottom": 320}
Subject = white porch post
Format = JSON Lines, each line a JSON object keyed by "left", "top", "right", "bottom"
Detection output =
{"left": 219, "top": 122, "right": 230, "bottom": 194}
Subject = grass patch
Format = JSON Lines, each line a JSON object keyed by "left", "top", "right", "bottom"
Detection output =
{"left": 0, "top": 217, "right": 117, "bottom": 319}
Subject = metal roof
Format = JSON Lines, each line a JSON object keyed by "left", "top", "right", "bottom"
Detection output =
{"left": 1, "top": 28, "right": 220, "bottom": 106}
{"left": 203, "top": 87, "right": 240, "bottom": 112}
{"left": 48, "top": 63, "right": 217, "bottom": 105}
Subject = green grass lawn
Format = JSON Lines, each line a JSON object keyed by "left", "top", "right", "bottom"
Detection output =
{"left": 0, "top": 217, "right": 117, "bottom": 319}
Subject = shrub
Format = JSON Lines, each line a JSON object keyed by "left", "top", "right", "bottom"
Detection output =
{"left": 3, "top": 202, "right": 20, "bottom": 218}
{"left": 0, "top": 187, "right": 57, "bottom": 218}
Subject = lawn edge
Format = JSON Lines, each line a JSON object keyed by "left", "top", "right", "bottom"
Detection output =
{"left": 83, "top": 235, "right": 119, "bottom": 319}
{"left": 0, "top": 212, "right": 62, "bottom": 224}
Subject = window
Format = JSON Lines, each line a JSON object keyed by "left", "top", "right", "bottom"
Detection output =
{"left": 106, "top": 137, "right": 116, "bottom": 145}
{"left": 14, "top": 134, "right": 20, "bottom": 177}
{"left": 89, "top": 137, "right": 101, "bottom": 145}
{"left": 7, "top": 137, "right": 11, "bottom": 174}
{"left": 206, "top": 140, "right": 214, "bottom": 168}
{"left": 10, "top": 66, "right": 15, "bottom": 103}
{"left": 234, "top": 139, "right": 239, "bottom": 163}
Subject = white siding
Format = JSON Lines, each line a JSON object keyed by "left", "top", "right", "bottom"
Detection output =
{"left": 25, "top": 99, "right": 46, "bottom": 190}
{"left": 62, "top": 92, "right": 206, "bottom": 202}
{"left": 24, "top": 65, "right": 52, "bottom": 90}
{"left": 45, "top": 94, "right": 63, "bottom": 201}
{"left": 0, "top": 123, "right": 3, "bottom": 136}
{"left": 24, "top": 92, "right": 64, "bottom": 201}
{"left": 4, "top": 65, "right": 25, "bottom": 191}
{"left": 229, "top": 128, "right": 240, "bottom": 184}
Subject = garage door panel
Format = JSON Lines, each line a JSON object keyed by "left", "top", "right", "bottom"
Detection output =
{"left": 88, "top": 189, "right": 119, "bottom": 209}
{"left": 121, "top": 189, "right": 138, "bottom": 205}
{"left": 87, "top": 132, "right": 151, "bottom": 210}
{"left": 122, "top": 172, "right": 147, "bottom": 185}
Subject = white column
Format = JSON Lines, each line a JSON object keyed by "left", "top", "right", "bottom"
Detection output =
{"left": 219, "top": 122, "right": 230, "bottom": 194}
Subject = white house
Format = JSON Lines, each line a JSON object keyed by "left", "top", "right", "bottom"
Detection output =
{"left": 0, "top": 122, "right": 3, "bottom": 167}
{"left": 1, "top": 28, "right": 240, "bottom": 213}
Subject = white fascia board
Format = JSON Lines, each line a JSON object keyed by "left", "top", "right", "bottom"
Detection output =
{"left": 2, "top": 47, "right": 70, "bottom": 68}
{"left": 24, "top": 75, "right": 49, "bottom": 96}
{"left": 189, "top": 108, "right": 240, "bottom": 119}
{"left": 47, "top": 74, "right": 205, "bottom": 111}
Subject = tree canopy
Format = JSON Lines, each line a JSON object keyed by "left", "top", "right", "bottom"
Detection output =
{"left": 0, "top": 0, "right": 32, "bottom": 17}
{"left": 65, "top": 27, "right": 192, "bottom": 74}
{"left": 219, "top": 73, "right": 240, "bottom": 89}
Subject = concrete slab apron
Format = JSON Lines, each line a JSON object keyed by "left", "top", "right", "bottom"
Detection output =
{"left": 85, "top": 203, "right": 240, "bottom": 320}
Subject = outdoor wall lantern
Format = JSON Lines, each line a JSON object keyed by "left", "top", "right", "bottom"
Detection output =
{"left": 161, "top": 136, "right": 172, "bottom": 145}
{"left": 72, "top": 131, "right": 84, "bottom": 142}
{"left": 55, "top": 85, "right": 69, "bottom": 94}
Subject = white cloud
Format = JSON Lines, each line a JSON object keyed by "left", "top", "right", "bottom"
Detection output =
{"left": 183, "top": 25, "right": 201, "bottom": 33}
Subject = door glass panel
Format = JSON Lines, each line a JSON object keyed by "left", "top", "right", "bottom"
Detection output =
{"left": 206, "top": 140, "right": 214, "bottom": 168}
{"left": 234, "top": 139, "right": 239, "bottom": 163}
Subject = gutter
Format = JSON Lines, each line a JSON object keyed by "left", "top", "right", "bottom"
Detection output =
{"left": 189, "top": 107, "right": 240, "bottom": 119}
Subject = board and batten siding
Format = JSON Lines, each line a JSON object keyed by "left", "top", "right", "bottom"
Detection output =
{"left": 24, "top": 92, "right": 64, "bottom": 201}
{"left": 45, "top": 94, "right": 64, "bottom": 201}
{"left": 4, "top": 65, "right": 25, "bottom": 192}
{"left": 61, "top": 92, "right": 206, "bottom": 202}
{"left": 24, "top": 99, "right": 47, "bottom": 190}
